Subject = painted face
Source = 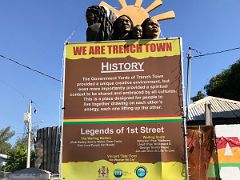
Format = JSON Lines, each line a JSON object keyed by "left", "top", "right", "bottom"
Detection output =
{"left": 86, "top": 11, "right": 98, "bottom": 26}
{"left": 144, "top": 18, "right": 160, "bottom": 38}
{"left": 117, "top": 16, "right": 132, "bottom": 33}
{"left": 132, "top": 25, "right": 143, "bottom": 39}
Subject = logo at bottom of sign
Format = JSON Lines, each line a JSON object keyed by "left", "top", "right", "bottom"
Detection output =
{"left": 98, "top": 166, "right": 109, "bottom": 178}
{"left": 135, "top": 166, "right": 147, "bottom": 178}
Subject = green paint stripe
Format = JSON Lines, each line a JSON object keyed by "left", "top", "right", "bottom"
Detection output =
{"left": 207, "top": 164, "right": 220, "bottom": 178}
{"left": 63, "top": 119, "right": 183, "bottom": 125}
{"left": 218, "top": 163, "right": 240, "bottom": 167}
{"left": 207, "top": 163, "right": 240, "bottom": 178}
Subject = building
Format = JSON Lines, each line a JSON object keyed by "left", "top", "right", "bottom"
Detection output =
{"left": 187, "top": 96, "right": 240, "bottom": 179}
{"left": 188, "top": 96, "right": 240, "bottom": 125}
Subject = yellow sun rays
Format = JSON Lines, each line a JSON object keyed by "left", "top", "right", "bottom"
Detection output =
{"left": 119, "top": 0, "right": 128, "bottom": 8}
{"left": 145, "top": 0, "right": 162, "bottom": 13}
{"left": 135, "top": 0, "right": 143, "bottom": 7}
{"left": 99, "top": 0, "right": 175, "bottom": 25}
{"left": 152, "top": 11, "right": 175, "bottom": 21}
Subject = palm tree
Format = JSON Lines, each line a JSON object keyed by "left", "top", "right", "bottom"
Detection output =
{"left": 0, "top": 127, "right": 15, "bottom": 154}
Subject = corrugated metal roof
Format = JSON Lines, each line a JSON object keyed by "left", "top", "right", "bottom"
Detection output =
{"left": 188, "top": 96, "right": 240, "bottom": 121}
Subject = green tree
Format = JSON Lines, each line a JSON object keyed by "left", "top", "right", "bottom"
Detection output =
{"left": 191, "top": 90, "right": 206, "bottom": 102}
{"left": 3, "top": 136, "right": 35, "bottom": 172}
{"left": 0, "top": 126, "right": 15, "bottom": 154}
{"left": 204, "top": 59, "right": 240, "bottom": 100}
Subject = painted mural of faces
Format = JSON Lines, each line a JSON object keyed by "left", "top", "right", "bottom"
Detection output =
{"left": 86, "top": 6, "right": 101, "bottom": 26}
{"left": 112, "top": 15, "right": 133, "bottom": 40}
{"left": 85, "top": 5, "right": 114, "bottom": 41}
{"left": 142, "top": 17, "right": 160, "bottom": 39}
{"left": 86, "top": 11, "right": 97, "bottom": 26}
{"left": 117, "top": 15, "right": 132, "bottom": 33}
{"left": 131, "top": 25, "right": 143, "bottom": 39}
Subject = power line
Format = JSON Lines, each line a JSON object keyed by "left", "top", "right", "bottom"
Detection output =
{"left": 0, "top": 54, "right": 62, "bottom": 83}
{"left": 192, "top": 47, "right": 240, "bottom": 58}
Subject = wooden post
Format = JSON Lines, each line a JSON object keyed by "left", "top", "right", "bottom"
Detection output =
{"left": 205, "top": 103, "right": 213, "bottom": 126}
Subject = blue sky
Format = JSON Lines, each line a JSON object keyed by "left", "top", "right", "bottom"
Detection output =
{"left": 0, "top": 0, "right": 239, "bottom": 144}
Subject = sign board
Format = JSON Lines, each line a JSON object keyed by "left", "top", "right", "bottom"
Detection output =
{"left": 62, "top": 38, "right": 186, "bottom": 180}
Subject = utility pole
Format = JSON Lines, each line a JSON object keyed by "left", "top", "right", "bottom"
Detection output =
{"left": 186, "top": 47, "right": 192, "bottom": 121}
{"left": 184, "top": 47, "right": 192, "bottom": 180}
{"left": 24, "top": 100, "right": 32, "bottom": 168}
